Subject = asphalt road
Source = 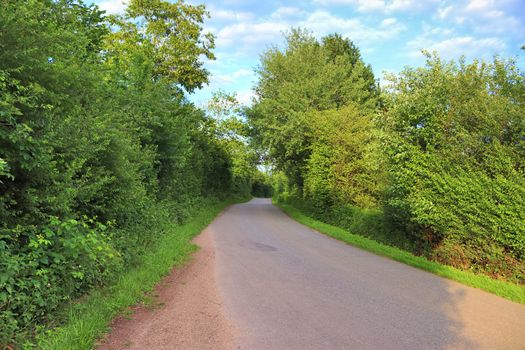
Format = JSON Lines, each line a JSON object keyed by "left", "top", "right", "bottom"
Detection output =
{"left": 209, "top": 198, "right": 525, "bottom": 350}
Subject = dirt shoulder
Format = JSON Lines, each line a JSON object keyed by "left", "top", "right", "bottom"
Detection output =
{"left": 97, "top": 227, "right": 236, "bottom": 350}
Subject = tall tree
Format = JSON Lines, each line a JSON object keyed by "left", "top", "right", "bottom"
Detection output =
{"left": 248, "top": 29, "right": 379, "bottom": 187}
{"left": 105, "top": 0, "right": 215, "bottom": 92}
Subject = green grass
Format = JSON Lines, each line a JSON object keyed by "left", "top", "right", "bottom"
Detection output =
{"left": 275, "top": 200, "right": 525, "bottom": 305}
{"left": 35, "top": 196, "right": 249, "bottom": 350}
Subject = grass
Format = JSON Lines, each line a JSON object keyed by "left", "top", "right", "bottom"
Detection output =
{"left": 35, "top": 196, "right": 248, "bottom": 350}
{"left": 275, "top": 200, "right": 525, "bottom": 305}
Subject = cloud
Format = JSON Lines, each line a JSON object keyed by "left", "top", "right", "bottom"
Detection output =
{"left": 210, "top": 68, "right": 255, "bottom": 86}
{"left": 299, "top": 11, "right": 405, "bottom": 42}
{"left": 98, "top": 0, "right": 128, "bottom": 14}
{"left": 208, "top": 7, "right": 254, "bottom": 21}
{"left": 407, "top": 35, "right": 506, "bottom": 60}
{"left": 236, "top": 89, "right": 255, "bottom": 105}
{"left": 270, "top": 7, "right": 306, "bottom": 19}
{"left": 380, "top": 17, "right": 397, "bottom": 27}
{"left": 313, "top": 0, "right": 438, "bottom": 13}
{"left": 465, "top": 0, "right": 494, "bottom": 12}
{"left": 210, "top": 8, "right": 407, "bottom": 65}
{"left": 434, "top": 0, "right": 522, "bottom": 36}
{"left": 187, "top": 0, "right": 524, "bottom": 108}
{"left": 436, "top": 5, "right": 454, "bottom": 19}
{"left": 215, "top": 21, "right": 289, "bottom": 53}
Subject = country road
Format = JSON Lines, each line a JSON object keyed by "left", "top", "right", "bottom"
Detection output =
{"left": 211, "top": 198, "right": 525, "bottom": 349}
{"left": 100, "top": 198, "right": 525, "bottom": 350}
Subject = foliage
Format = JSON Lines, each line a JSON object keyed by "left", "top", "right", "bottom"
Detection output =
{"left": 382, "top": 54, "right": 525, "bottom": 281}
{"left": 1, "top": 218, "right": 121, "bottom": 342}
{"left": 105, "top": 0, "right": 215, "bottom": 92}
{"left": 0, "top": 0, "right": 255, "bottom": 346}
{"left": 207, "top": 90, "right": 258, "bottom": 195}
{"left": 251, "top": 171, "right": 273, "bottom": 198}
{"left": 249, "top": 29, "right": 385, "bottom": 243}
{"left": 3, "top": 1, "right": 524, "bottom": 344}
{"left": 248, "top": 29, "right": 379, "bottom": 185}
{"left": 0, "top": 158, "right": 12, "bottom": 182}
{"left": 304, "top": 105, "right": 386, "bottom": 211}
{"left": 35, "top": 196, "right": 248, "bottom": 350}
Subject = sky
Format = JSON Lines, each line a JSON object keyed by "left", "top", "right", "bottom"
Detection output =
{"left": 94, "top": 0, "right": 525, "bottom": 107}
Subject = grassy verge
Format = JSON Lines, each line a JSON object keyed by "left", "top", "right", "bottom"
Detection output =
{"left": 275, "top": 200, "right": 525, "bottom": 305}
{"left": 35, "top": 196, "right": 249, "bottom": 350}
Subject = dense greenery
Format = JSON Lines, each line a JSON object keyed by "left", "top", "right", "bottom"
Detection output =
{"left": 248, "top": 29, "right": 379, "bottom": 188}
{"left": 382, "top": 54, "right": 525, "bottom": 281}
{"left": 251, "top": 31, "right": 525, "bottom": 285}
{"left": 0, "top": 0, "right": 255, "bottom": 346}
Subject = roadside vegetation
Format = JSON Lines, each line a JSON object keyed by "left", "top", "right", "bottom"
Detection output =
{"left": 0, "top": 1, "right": 256, "bottom": 347}
{"left": 248, "top": 30, "right": 525, "bottom": 292}
{"left": 36, "top": 197, "right": 247, "bottom": 349}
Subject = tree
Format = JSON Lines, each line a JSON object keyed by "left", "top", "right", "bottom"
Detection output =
{"left": 104, "top": 0, "right": 215, "bottom": 92}
{"left": 0, "top": 1, "right": 239, "bottom": 344}
{"left": 304, "top": 105, "right": 385, "bottom": 210}
{"left": 207, "top": 91, "right": 258, "bottom": 195}
{"left": 248, "top": 29, "right": 379, "bottom": 188}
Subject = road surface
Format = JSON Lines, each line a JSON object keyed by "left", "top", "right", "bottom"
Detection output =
{"left": 210, "top": 198, "right": 525, "bottom": 349}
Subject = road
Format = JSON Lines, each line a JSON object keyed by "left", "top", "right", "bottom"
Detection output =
{"left": 210, "top": 198, "right": 525, "bottom": 349}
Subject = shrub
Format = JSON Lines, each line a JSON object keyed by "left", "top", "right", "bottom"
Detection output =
{"left": 383, "top": 54, "right": 525, "bottom": 281}
{"left": 0, "top": 218, "right": 121, "bottom": 344}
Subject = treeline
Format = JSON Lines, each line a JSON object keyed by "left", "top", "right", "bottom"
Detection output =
{"left": 0, "top": 0, "right": 256, "bottom": 345}
{"left": 250, "top": 29, "right": 525, "bottom": 284}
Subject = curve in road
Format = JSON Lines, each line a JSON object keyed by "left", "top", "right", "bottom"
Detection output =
{"left": 211, "top": 198, "right": 525, "bottom": 349}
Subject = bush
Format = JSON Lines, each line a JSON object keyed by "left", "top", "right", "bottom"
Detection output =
{"left": 0, "top": 218, "right": 122, "bottom": 344}
{"left": 271, "top": 54, "right": 525, "bottom": 284}
{"left": 383, "top": 54, "right": 525, "bottom": 282}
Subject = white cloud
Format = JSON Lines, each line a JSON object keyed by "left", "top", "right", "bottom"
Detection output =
{"left": 216, "top": 21, "right": 288, "bottom": 51}
{"left": 388, "top": 0, "right": 418, "bottom": 11}
{"left": 300, "top": 11, "right": 405, "bottom": 42}
{"left": 380, "top": 17, "right": 397, "bottom": 27}
{"left": 357, "top": 0, "right": 386, "bottom": 12}
{"left": 208, "top": 7, "right": 254, "bottom": 22}
{"left": 236, "top": 90, "right": 255, "bottom": 105}
{"left": 212, "top": 8, "right": 406, "bottom": 59}
{"left": 211, "top": 68, "right": 254, "bottom": 85}
{"left": 465, "top": 0, "right": 494, "bottom": 12}
{"left": 98, "top": 0, "right": 128, "bottom": 14}
{"left": 407, "top": 35, "right": 506, "bottom": 59}
{"left": 420, "top": 22, "right": 454, "bottom": 37}
{"left": 270, "top": 7, "right": 306, "bottom": 19}
{"left": 431, "top": 37, "right": 505, "bottom": 57}
{"left": 313, "top": 0, "right": 438, "bottom": 13}
{"left": 313, "top": 0, "right": 385, "bottom": 12}
{"left": 437, "top": 5, "right": 454, "bottom": 20}
{"left": 434, "top": 0, "right": 522, "bottom": 35}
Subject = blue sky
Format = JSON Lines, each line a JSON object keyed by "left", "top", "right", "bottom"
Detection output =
{"left": 94, "top": 0, "right": 525, "bottom": 107}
